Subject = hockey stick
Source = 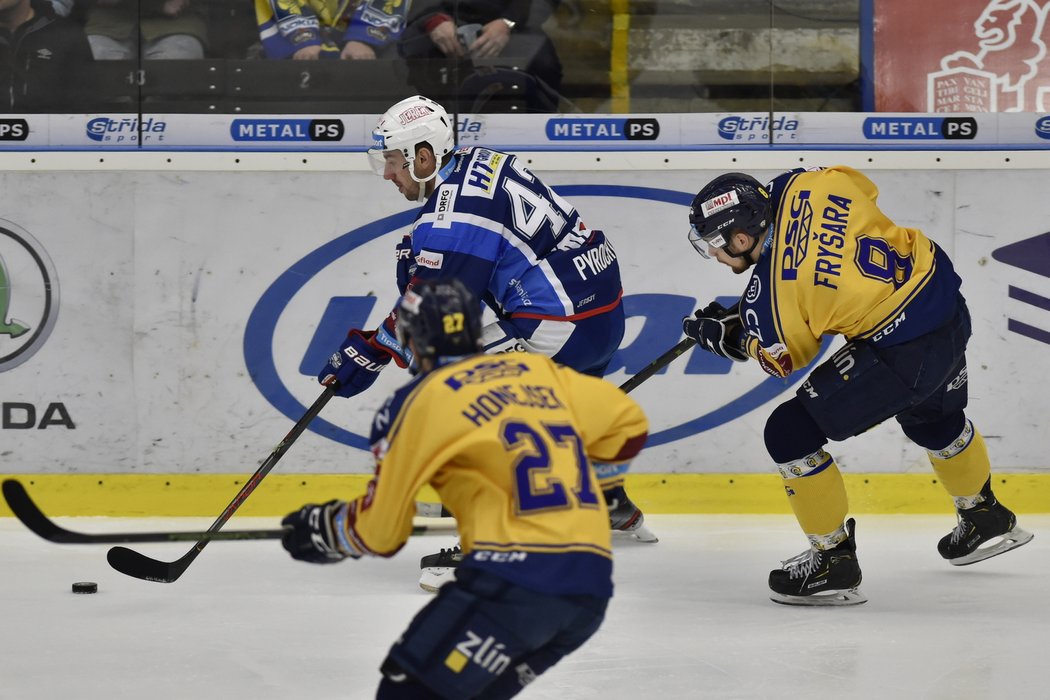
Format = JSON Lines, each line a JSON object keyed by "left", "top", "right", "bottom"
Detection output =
{"left": 106, "top": 386, "right": 335, "bottom": 583}
{"left": 617, "top": 337, "right": 697, "bottom": 394}
{"left": 2, "top": 479, "right": 429, "bottom": 544}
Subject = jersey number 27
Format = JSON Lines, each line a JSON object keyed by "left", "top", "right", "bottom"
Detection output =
{"left": 502, "top": 421, "right": 600, "bottom": 514}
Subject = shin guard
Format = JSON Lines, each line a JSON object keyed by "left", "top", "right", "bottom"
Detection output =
{"left": 928, "top": 420, "right": 991, "bottom": 500}
{"left": 778, "top": 450, "right": 849, "bottom": 541}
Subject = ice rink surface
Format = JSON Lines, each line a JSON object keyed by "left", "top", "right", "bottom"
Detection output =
{"left": 2, "top": 513, "right": 1048, "bottom": 700}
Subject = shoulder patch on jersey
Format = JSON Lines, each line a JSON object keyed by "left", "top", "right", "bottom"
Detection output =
{"left": 415, "top": 249, "right": 444, "bottom": 270}
{"left": 433, "top": 184, "right": 456, "bottom": 228}
{"left": 745, "top": 275, "right": 761, "bottom": 303}
{"left": 461, "top": 148, "right": 507, "bottom": 199}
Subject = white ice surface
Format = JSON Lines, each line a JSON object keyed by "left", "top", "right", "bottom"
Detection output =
{"left": 1, "top": 514, "right": 1047, "bottom": 700}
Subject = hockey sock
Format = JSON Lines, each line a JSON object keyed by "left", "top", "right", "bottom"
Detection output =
{"left": 777, "top": 449, "right": 849, "bottom": 544}
{"left": 927, "top": 420, "right": 991, "bottom": 504}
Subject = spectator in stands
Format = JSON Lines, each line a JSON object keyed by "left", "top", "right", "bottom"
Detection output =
{"left": 255, "top": 0, "right": 409, "bottom": 60}
{"left": 82, "top": 0, "right": 207, "bottom": 60}
{"left": 1, "top": 0, "right": 95, "bottom": 112}
{"left": 399, "top": 0, "right": 563, "bottom": 112}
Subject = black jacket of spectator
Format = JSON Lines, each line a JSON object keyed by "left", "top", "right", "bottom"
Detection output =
{"left": 400, "top": 0, "right": 563, "bottom": 113}
{"left": 1, "top": 0, "right": 95, "bottom": 113}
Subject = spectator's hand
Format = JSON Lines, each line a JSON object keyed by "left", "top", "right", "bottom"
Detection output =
{"left": 161, "top": 0, "right": 190, "bottom": 16}
{"left": 428, "top": 20, "right": 465, "bottom": 58}
{"left": 470, "top": 19, "right": 511, "bottom": 58}
{"left": 341, "top": 41, "right": 377, "bottom": 60}
{"left": 293, "top": 45, "right": 323, "bottom": 60}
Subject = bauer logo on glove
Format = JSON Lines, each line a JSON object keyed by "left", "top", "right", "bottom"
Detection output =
{"left": 318, "top": 329, "right": 392, "bottom": 398}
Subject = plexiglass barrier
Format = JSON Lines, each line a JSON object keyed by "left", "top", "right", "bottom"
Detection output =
{"left": 1, "top": 0, "right": 1048, "bottom": 149}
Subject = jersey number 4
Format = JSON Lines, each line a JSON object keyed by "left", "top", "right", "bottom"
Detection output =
{"left": 503, "top": 159, "right": 574, "bottom": 241}
{"left": 501, "top": 421, "right": 600, "bottom": 514}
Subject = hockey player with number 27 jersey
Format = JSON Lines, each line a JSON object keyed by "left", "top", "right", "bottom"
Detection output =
{"left": 282, "top": 279, "right": 649, "bottom": 699}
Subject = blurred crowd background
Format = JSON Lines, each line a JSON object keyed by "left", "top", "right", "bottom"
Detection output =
{"left": 2, "top": 1, "right": 1044, "bottom": 116}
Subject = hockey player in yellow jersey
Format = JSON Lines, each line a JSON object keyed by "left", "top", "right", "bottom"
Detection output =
{"left": 282, "top": 278, "right": 649, "bottom": 698}
{"left": 681, "top": 166, "right": 1032, "bottom": 606}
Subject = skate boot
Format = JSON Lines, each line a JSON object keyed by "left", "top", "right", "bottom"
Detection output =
{"left": 605, "top": 486, "right": 658, "bottom": 543}
{"left": 769, "top": 518, "right": 866, "bottom": 606}
{"left": 939, "top": 480, "right": 1034, "bottom": 566}
{"left": 418, "top": 545, "right": 462, "bottom": 593}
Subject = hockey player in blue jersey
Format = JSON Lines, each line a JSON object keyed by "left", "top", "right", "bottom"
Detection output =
{"left": 316, "top": 95, "right": 655, "bottom": 591}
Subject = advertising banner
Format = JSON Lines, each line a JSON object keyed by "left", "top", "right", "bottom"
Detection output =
{"left": 4, "top": 112, "right": 1050, "bottom": 150}
{"left": 1, "top": 167, "right": 1048, "bottom": 476}
{"left": 870, "top": 0, "right": 1050, "bottom": 112}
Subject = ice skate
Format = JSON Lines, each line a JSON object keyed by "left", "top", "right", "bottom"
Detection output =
{"left": 939, "top": 480, "right": 1033, "bottom": 566}
{"left": 769, "top": 517, "right": 866, "bottom": 606}
{"left": 418, "top": 546, "right": 462, "bottom": 593}
{"left": 606, "top": 488, "right": 658, "bottom": 543}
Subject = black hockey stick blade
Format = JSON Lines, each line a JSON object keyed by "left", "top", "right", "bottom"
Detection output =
{"left": 617, "top": 337, "right": 697, "bottom": 394}
{"left": 2, "top": 479, "right": 292, "bottom": 544}
{"left": 107, "top": 386, "right": 335, "bottom": 583}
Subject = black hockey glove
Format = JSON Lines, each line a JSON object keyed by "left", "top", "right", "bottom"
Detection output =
{"left": 281, "top": 500, "right": 360, "bottom": 564}
{"left": 682, "top": 301, "right": 749, "bottom": 363}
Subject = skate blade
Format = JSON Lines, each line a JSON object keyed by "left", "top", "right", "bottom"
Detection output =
{"left": 769, "top": 587, "right": 868, "bottom": 607}
{"left": 613, "top": 523, "right": 659, "bottom": 543}
{"left": 948, "top": 526, "right": 1035, "bottom": 566}
{"left": 418, "top": 567, "right": 457, "bottom": 594}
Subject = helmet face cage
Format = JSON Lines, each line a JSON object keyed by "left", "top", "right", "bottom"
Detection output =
{"left": 367, "top": 95, "right": 456, "bottom": 183}
{"left": 687, "top": 173, "right": 769, "bottom": 259}
{"left": 396, "top": 279, "right": 483, "bottom": 368}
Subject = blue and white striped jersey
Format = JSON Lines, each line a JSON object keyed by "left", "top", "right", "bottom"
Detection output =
{"left": 405, "top": 146, "right": 624, "bottom": 323}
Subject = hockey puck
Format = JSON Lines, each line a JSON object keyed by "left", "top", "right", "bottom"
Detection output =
{"left": 72, "top": 581, "right": 98, "bottom": 594}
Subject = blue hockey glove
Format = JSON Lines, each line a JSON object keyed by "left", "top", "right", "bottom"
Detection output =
{"left": 394, "top": 234, "right": 415, "bottom": 295}
{"left": 683, "top": 302, "right": 749, "bottom": 362}
{"left": 281, "top": 500, "right": 360, "bottom": 564}
{"left": 318, "top": 329, "right": 391, "bottom": 397}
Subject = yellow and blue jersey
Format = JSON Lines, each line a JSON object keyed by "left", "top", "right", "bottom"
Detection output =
{"left": 338, "top": 352, "right": 649, "bottom": 598}
{"left": 256, "top": 0, "right": 408, "bottom": 58}
{"left": 739, "top": 166, "right": 962, "bottom": 377}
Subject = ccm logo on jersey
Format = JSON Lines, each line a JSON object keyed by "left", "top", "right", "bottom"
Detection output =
{"left": 446, "top": 630, "right": 512, "bottom": 675}
{"left": 869, "top": 311, "right": 906, "bottom": 343}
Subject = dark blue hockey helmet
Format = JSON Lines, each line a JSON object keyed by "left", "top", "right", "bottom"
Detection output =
{"left": 688, "top": 173, "right": 770, "bottom": 259}
{"left": 396, "top": 278, "right": 483, "bottom": 369}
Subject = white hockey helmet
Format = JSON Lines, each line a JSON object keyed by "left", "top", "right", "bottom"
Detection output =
{"left": 368, "top": 95, "right": 456, "bottom": 187}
